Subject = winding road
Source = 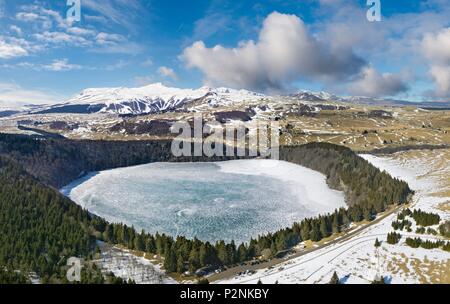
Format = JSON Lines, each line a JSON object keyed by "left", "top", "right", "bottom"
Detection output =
{"left": 212, "top": 202, "right": 447, "bottom": 284}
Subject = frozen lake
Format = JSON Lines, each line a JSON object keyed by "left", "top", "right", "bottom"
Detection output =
{"left": 62, "top": 159, "right": 346, "bottom": 243}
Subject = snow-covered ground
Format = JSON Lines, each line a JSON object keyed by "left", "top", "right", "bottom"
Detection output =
{"left": 361, "top": 152, "right": 449, "bottom": 220}
{"left": 95, "top": 243, "right": 176, "bottom": 284}
{"left": 49, "top": 83, "right": 266, "bottom": 115}
{"left": 216, "top": 151, "right": 450, "bottom": 284}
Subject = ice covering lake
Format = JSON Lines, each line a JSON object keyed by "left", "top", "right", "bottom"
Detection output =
{"left": 61, "top": 159, "right": 345, "bottom": 243}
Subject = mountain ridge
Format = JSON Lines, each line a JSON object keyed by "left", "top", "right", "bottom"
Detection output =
{"left": 7, "top": 83, "right": 450, "bottom": 116}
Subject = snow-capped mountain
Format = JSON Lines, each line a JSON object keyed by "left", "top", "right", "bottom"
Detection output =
{"left": 20, "top": 84, "right": 450, "bottom": 116}
{"left": 37, "top": 83, "right": 266, "bottom": 115}
{"left": 291, "top": 90, "right": 340, "bottom": 102}
{"left": 290, "top": 90, "right": 450, "bottom": 108}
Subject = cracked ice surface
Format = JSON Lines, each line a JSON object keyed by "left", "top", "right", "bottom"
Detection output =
{"left": 62, "top": 159, "right": 345, "bottom": 244}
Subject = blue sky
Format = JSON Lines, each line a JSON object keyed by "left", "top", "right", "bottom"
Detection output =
{"left": 0, "top": 0, "right": 449, "bottom": 106}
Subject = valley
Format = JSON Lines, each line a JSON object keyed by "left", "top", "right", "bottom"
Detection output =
{"left": 1, "top": 0, "right": 450, "bottom": 293}
{"left": 0, "top": 83, "right": 449, "bottom": 285}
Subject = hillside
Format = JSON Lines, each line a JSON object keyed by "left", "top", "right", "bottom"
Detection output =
{"left": 0, "top": 156, "right": 103, "bottom": 283}
{"left": 0, "top": 134, "right": 413, "bottom": 282}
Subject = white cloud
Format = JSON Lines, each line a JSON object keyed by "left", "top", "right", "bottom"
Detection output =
{"left": 0, "top": 82, "right": 63, "bottom": 107}
{"left": 422, "top": 28, "right": 450, "bottom": 97}
{"left": 42, "top": 59, "right": 81, "bottom": 71}
{"left": 347, "top": 67, "right": 410, "bottom": 97}
{"left": 9, "top": 25, "right": 22, "bottom": 36}
{"left": 422, "top": 28, "right": 450, "bottom": 64}
{"left": 12, "top": 5, "right": 141, "bottom": 56}
{"left": 313, "top": 0, "right": 450, "bottom": 98}
{"left": 3, "top": 59, "right": 82, "bottom": 72}
{"left": 429, "top": 66, "right": 450, "bottom": 97}
{"left": 181, "top": 12, "right": 365, "bottom": 91}
{"left": 89, "top": 42, "right": 144, "bottom": 55}
{"left": 67, "top": 27, "right": 97, "bottom": 36}
{"left": 82, "top": 0, "right": 144, "bottom": 30}
{"left": 86, "top": 33, "right": 143, "bottom": 54}
{"left": 0, "top": 38, "right": 28, "bottom": 59}
{"left": 16, "top": 12, "right": 41, "bottom": 22}
{"left": 158, "top": 66, "right": 178, "bottom": 80}
{"left": 40, "top": 7, "right": 70, "bottom": 29}
{"left": 95, "top": 32, "right": 125, "bottom": 45}
{"left": 33, "top": 31, "right": 90, "bottom": 46}
{"left": 16, "top": 6, "right": 70, "bottom": 29}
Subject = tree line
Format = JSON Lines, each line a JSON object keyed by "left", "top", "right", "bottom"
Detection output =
{"left": 0, "top": 135, "right": 414, "bottom": 278}
{"left": 0, "top": 156, "right": 128, "bottom": 283}
{"left": 405, "top": 237, "right": 450, "bottom": 251}
{"left": 387, "top": 232, "right": 401, "bottom": 244}
{"left": 411, "top": 209, "right": 440, "bottom": 226}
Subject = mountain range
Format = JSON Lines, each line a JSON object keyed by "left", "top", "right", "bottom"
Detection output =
{"left": 33, "top": 83, "right": 266, "bottom": 115}
{"left": 2, "top": 83, "right": 449, "bottom": 117}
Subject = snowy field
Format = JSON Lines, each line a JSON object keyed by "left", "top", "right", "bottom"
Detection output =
{"left": 62, "top": 159, "right": 345, "bottom": 244}
{"left": 95, "top": 242, "right": 176, "bottom": 284}
{"left": 216, "top": 151, "right": 450, "bottom": 284}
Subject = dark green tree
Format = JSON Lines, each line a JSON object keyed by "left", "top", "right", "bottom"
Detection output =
{"left": 329, "top": 271, "right": 340, "bottom": 284}
{"left": 374, "top": 238, "right": 381, "bottom": 248}
{"left": 164, "top": 246, "right": 177, "bottom": 273}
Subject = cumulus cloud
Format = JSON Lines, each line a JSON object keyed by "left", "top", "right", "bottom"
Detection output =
{"left": 158, "top": 66, "right": 178, "bottom": 80}
{"left": 0, "top": 37, "right": 28, "bottom": 59}
{"left": 422, "top": 28, "right": 450, "bottom": 64}
{"left": 422, "top": 28, "right": 450, "bottom": 97}
{"left": 181, "top": 12, "right": 366, "bottom": 91}
{"left": 347, "top": 67, "right": 410, "bottom": 97}
{"left": 313, "top": 0, "right": 450, "bottom": 99}
{"left": 428, "top": 66, "right": 450, "bottom": 97}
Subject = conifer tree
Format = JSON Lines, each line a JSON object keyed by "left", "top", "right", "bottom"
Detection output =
{"left": 164, "top": 246, "right": 177, "bottom": 273}
{"left": 188, "top": 248, "right": 200, "bottom": 273}
{"left": 374, "top": 238, "right": 381, "bottom": 248}
{"left": 329, "top": 272, "right": 340, "bottom": 284}
{"left": 176, "top": 254, "right": 185, "bottom": 273}
{"left": 320, "top": 217, "right": 330, "bottom": 238}
{"left": 310, "top": 224, "right": 321, "bottom": 242}
{"left": 332, "top": 213, "right": 340, "bottom": 234}
{"left": 237, "top": 244, "right": 247, "bottom": 262}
